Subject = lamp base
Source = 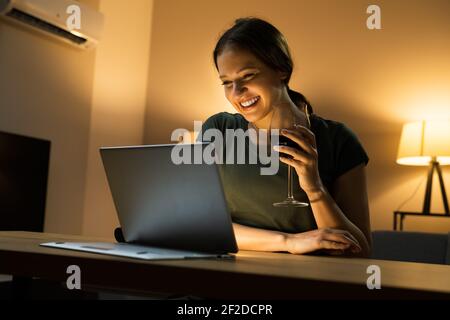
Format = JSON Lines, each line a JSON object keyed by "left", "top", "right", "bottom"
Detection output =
{"left": 422, "top": 159, "right": 449, "bottom": 215}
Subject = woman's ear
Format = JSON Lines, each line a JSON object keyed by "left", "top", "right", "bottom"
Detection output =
{"left": 277, "top": 70, "right": 289, "bottom": 81}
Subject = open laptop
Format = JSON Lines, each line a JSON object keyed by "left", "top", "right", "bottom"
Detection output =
{"left": 41, "top": 143, "right": 238, "bottom": 260}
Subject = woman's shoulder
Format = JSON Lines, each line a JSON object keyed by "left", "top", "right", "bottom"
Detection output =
{"left": 202, "top": 112, "right": 248, "bottom": 131}
{"left": 311, "top": 113, "right": 369, "bottom": 178}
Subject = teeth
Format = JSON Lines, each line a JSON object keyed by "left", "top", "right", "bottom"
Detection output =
{"left": 240, "top": 96, "right": 259, "bottom": 107}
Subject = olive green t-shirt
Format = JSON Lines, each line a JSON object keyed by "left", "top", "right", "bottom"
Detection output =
{"left": 198, "top": 112, "right": 369, "bottom": 234}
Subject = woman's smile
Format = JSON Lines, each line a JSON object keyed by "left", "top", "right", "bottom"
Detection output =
{"left": 239, "top": 96, "right": 260, "bottom": 111}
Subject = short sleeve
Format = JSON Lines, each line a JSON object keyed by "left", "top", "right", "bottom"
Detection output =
{"left": 333, "top": 124, "right": 369, "bottom": 178}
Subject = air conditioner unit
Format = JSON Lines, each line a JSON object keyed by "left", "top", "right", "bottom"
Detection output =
{"left": 0, "top": 0, "right": 104, "bottom": 49}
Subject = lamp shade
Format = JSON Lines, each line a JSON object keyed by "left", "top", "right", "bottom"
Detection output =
{"left": 397, "top": 120, "right": 450, "bottom": 166}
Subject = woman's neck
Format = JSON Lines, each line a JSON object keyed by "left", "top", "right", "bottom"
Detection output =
{"left": 251, "top": 101, "right": 309, "bottom": 130}
{"left": 253, "top": 110, "right": 274, "bottom": 130}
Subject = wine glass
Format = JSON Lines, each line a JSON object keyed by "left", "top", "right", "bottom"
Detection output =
{"left": 271, "top": 102, "right": 310, "bottom": 207}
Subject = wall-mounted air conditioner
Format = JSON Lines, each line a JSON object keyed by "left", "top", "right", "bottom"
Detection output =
{"left": 0, "top": 0, "right": 104, "bottom": 49}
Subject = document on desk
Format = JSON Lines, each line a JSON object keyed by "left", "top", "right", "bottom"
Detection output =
{"left": 40, "top": 242, "right": 232, "bottom": 260}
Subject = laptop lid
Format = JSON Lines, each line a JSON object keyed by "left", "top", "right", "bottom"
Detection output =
{"left": 99, "top": 143, "right": 238, "bottom": 254}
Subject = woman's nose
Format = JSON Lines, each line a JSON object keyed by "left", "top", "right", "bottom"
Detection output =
{"left": 232, "top": 81, "right": 246, "bottom": 96}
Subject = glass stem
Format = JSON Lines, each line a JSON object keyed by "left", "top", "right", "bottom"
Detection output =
{"left": 287, "top": 165, "right": 294, "bottom": 199}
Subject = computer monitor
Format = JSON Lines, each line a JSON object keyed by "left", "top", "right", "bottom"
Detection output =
{"left": 0, "top": 130, "right": 50, "bottom": 231}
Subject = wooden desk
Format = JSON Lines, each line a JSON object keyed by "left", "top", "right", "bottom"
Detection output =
{"left": 1, "top": 231, "right": 449, "bottom": 299}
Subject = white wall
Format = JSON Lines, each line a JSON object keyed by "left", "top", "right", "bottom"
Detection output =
{"left": 0, "top": 0, "right": 99, "bottom": 235}
{"left": 0, "top": 0, "right": 154, "bottom": 237}
{"left": 82, "top": 0, "right": 154, "bottom": 237}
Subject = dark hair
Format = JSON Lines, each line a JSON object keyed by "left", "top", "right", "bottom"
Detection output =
{"left": 213, "top": 17, "right": 313, "bottom": 114}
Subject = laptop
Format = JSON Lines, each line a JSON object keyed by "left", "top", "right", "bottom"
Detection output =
{"left": 41, "top": 143, "right": 238, "bottom": 260}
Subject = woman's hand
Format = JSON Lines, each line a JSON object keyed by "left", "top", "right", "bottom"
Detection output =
{"left": 285, "top": 228, "right": 362, "bottom": 255}
{"left": 273, "top": 127, "right": 323, "bottom": 195}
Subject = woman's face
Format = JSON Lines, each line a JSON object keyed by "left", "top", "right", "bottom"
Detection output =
{"left": 216, "top": 46, "right": 288, "bottom": 126}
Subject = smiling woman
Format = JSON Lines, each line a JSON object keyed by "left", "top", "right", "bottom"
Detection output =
{"left": 199, "top": 17, "right": 372, "bottom": 257}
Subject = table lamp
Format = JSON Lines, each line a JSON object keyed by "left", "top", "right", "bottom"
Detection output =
{"left": 396, "top": 120, "right": 450, "bottom": 215}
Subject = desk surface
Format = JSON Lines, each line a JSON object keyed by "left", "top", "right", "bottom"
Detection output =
{"left": 1, "top": 231, "right": 449, "bottom": 299}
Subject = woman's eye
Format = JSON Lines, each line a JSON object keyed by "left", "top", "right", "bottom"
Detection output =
{"left": 221, "top": 73, "right": 255, "bottom": 87}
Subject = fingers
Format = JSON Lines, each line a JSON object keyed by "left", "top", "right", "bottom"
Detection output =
{"left": 281, "top": 130, "right": 317, "bottom": 155}
{"left": 281, "top": 132, "right": 315, "bottom": 153}
{"left": 291, "top": 125, "right": 315, "bottom": 142}
{"left": 278, "top": 155, "right": 299, "bottom": 167}
{"left": 287, "top": 229, "right": 363, "bottom": 255}
{"left": 282, "top": 127, "right": 316, "bottom": 147}
{"left": 317, "top": 239, "right": 361, "bottom": 255}
{"left": 327, "top": 229, "right": 361, "bottom": 248}
{"left": 321, "top": 233, "right": 355, "bottom": 247}
{"left": 324, "top": 229, "right": 362, "bottom": 253}
{"left": 318, "top": 239, "right": 351, "bottom": 250}
{"left": 319, "top": 229, "right": 362, "bottom": 253}
{"left": 274, "top": 145, "right": 311, "bottom": 163}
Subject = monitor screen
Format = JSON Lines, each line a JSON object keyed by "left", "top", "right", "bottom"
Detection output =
{"left": 0, "top": 131, "right": 50, "bottom": 232}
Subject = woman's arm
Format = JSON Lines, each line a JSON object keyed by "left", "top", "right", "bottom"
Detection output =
{"left": 232, "top": 223, "right": 287, "bottom": 252}
{"left": 275, "top": 128, "right": 371, "bottom": 257}
{"left": 233, "top": 223, "right": 361, "bottom": 255}
{"left": 307, "top": 164, "right": 371, "bottom": 257}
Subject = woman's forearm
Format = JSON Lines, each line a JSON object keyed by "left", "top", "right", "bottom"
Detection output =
{"left": 307, "top": 187, "right": 370, "bottom": 257}
{"left": 232, "top": 223, "right": 288, "bottom": 252}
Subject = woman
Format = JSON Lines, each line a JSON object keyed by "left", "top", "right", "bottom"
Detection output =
{"left": 201, "top": 17, "right": 371, "bottom": 257}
